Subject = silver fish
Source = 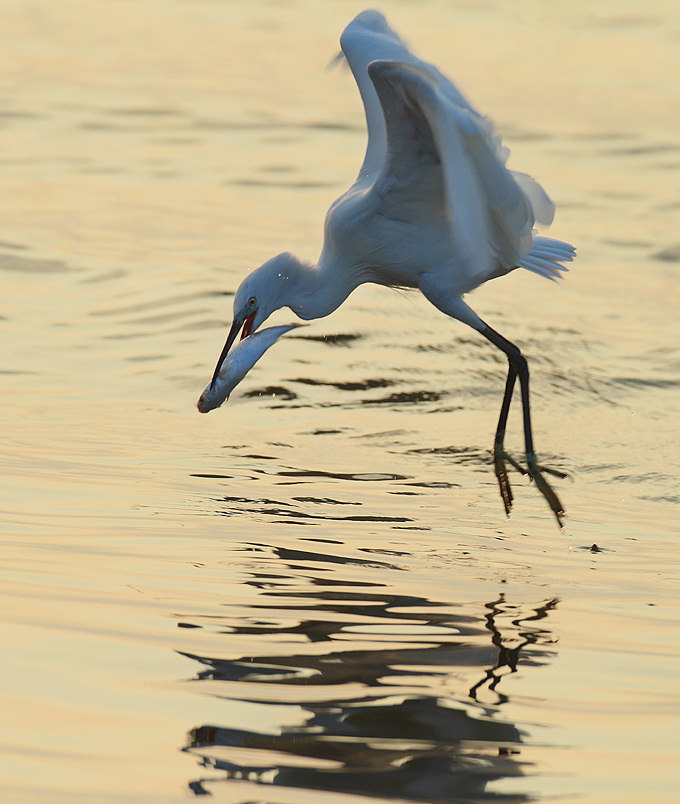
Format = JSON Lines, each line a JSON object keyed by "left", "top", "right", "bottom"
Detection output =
{"left": 197, "top": 323, "right": 301, "bottom": 413}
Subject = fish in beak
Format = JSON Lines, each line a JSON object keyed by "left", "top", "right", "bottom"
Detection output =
{"left": 198, "top": 323, "right": 301, "bottom": 413}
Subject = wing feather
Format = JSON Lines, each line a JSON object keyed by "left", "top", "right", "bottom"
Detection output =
{"left": 340, "top": 12, "right": 556, "bottom": 226}
{"left": 339, "top": 10, "right": 476, "bottom": 180}
{"left": 367, "top": 60, "right": 534, "bottom": 282}
{"left": 337, "top": 11, "right": 572, "bottom": 285}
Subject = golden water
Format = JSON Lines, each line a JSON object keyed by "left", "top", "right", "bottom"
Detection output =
{"left": 1, "top": 1, "right": 679, "bottom": 802}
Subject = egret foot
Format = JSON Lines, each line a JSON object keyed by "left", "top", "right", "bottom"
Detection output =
{"left": 494, "top": 447, "right": 567, "bottom": 527}
{"left": 527, "top": 460, "right": 566, "bottom": 529}
{"left": 493, "top": 447, "right": 528, "bottom": 517}
{"left": 536, "top": 465, "right": 569, "bottom": 480}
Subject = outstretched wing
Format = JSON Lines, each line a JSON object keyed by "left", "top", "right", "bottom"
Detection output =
{"left": 339, "top": 10, "right": 475, "bottom": 180}
{"left": 339, "top": 10, "right": 555, "bottom": 227}
{"left": 367, "top": 60, "right": 535, "bottom": 283}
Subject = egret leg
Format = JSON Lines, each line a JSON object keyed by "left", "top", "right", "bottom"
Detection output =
{"left": 491, "top": 360, "right": 526, "bottom": 516}
{"left": 480, "top": 325, "right": 567, "bottom": 527}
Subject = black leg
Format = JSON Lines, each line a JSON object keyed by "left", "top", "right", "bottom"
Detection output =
{"left": 480, "top": 324, "right": 566, "bottom": 527}
{"left": 492, "top": 359, "right": 525, "bottom": 516}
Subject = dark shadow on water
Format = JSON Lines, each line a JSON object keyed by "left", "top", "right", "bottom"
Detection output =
{"left": 177, "top": 554, "right": 559, "bottom": 801}
{"left": 186, "top": 698, "right": 526, "bottom": 802}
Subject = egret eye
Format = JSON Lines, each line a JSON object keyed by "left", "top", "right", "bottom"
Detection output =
{"left": 248, "top": 296, "right": 256, "bottom": 308}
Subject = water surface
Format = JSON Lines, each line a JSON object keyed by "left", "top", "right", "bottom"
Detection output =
{"left": 1, "top": 1, "right": 679, "bottom": 802}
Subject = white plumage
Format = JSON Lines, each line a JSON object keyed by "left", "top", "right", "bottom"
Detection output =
{"left": 205, "top": 11, "right": 575, "bottom": 525}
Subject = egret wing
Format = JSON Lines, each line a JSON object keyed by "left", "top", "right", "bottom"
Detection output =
{"left": 339, "top": 10, "right": 476, "bottom": 181}
{"left": 367, "top": 60, "right": 535, "bottom": 283}
{"left": 339, "top": 11, "right": 555, "bottom": 226}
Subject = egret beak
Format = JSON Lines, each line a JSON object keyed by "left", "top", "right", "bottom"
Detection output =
{"left": 210, "top": 311, "right": 256, "bottom": 388}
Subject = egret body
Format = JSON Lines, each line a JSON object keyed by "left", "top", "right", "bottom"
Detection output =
{"left": 208, "top": 11, "right": 575, "bottom": 526}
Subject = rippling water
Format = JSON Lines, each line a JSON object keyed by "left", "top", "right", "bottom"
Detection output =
{"left": 1, "top": 1, "right": 679, "bottom": 802}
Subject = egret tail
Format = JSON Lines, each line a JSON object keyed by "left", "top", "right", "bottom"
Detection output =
{"left": 519, "top": 236, "right": 575, "bottom": 282}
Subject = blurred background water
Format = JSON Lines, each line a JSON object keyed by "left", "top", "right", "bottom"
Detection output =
{"left": 1, "top": 1, "right": 679, "bottom": 802}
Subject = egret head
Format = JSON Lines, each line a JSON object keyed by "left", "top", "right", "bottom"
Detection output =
{"left": 209, "top": 253, "right": 303, "bottom": 387}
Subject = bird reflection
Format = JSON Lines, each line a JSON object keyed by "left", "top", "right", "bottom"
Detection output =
{"left": 179, "top": 567, "right": 559, "bottom": 801}
{"left": 469, "top": 595, "right": 559, "bottom": 705}
{"left": 187, "top": 699, "right": 525, "bottom": 801}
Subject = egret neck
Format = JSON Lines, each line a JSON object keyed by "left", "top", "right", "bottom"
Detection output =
{"left": 251, "top": 251, "right": 371, "bottom": 323}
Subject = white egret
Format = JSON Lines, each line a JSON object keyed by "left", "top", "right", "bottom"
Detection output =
{"left": 207, "top": 10, "right": 575, "bottom": 526}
